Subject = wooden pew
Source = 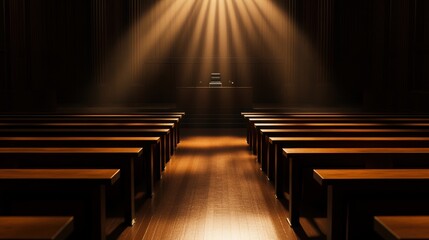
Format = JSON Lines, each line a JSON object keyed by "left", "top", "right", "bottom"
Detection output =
{"left": 248, "top": 121, "right": 429, "bottom": 154}
{"left": 314, "top": 169, "right": 429, "bottom": 240}
{"left": 0, "top": 118, "right": 180, "bottom": 149}
{"left": 0, "top": 148, "right": 142, "bottom": 226}
{"left": 0, "top": 135, "right": 162, "bottom": 226}
{"left": 243, "top": 113, "right": 429, "bottom": 144}
{"left": 0, "top": 216, "right": 74, "bottom": 240}
{"left": 0, "top": 122, "right": 177, "bottom": 156}
{"left": 251, "top": 122, "right": 429, "bottom": 156}
{"left": 0, "top": 128, "right": 171, "bottom": 169}
{"left": 0, "top": 136, "right": 162, "bottom": 182}
{"left": 0, "top": 116, "right": 182, "bottom": 122}
{"left": 267, "top": 136, "right": 429, "bottom": 181}
{"left": 374, "top": 216, "right": 429, "bottom": 240}
{"left": 259, "top": 129, "right": 429, "bottom": 172}
{"left": 242, "top": 112, "right": 429, "bottom": 117}
{"left": 250, "top": 117, "right": 429, "bottom": 124}
{"left": 248, "top": 121, "right": 426, "bottom": 181}
{"left": 244, "top": 113, "right": 429, "bottom": 139}
{"left": 0, "top": 112, "right": 185, "bottom": 118}
{"left": 0, "top": 112, "right": 185, "bottom": 143}
{"left": 282, "top": 147, "right": 429, "bottom": 229}
{"left": 0, "top": 117, "right": 179, "bottom": 123}
{"left": 0, "top": 122, "right": 174, "bottom": 128}
{"left": 0, "top": 169, "right": 119, "bottom": 240}
{"left": 0, "top": 115, "right": 181, "bottom": 143}
{"left": 244, "top": 114, "right": 424, "bottom": 141}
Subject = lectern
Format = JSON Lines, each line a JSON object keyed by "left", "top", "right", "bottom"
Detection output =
{"left": 209, "top": 72, "right": 222, "bottom": 87}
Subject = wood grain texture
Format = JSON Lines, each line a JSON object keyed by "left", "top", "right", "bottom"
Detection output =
{"left": 249, "top": 118, "right": 429, "bottom": 122}
{"left": 0, "top": 113, "right": 184, "bottom": 118}
{"left": 0, "top": 122, "right": 174, "bottom": 127}
{"left": 314, "top": 169, "right": 429, "bottom": 240}
{"left": 314, "top": 169, "right": 429, "bottom": 185}
{"left": 117, "top": 128, "right": 298, "bottom": 240}
{"left": 0, "top": 136, "right": 160, "bottom": 142}
{"left": 0, "top": 128, "right": 170, "bottom": 135}
{"left": 374, "top": 216, "right": 429, "bottom": 240}
{"left": 271, "top": 137, "right": 429, "bottom": 141}
{"left": 0, "top": 216, "right": 74, "bottom": 240}
{"left": 0, "top": 147, "right": 143, "bottom": 154}
{"left": 254, "top": 123, "right": 429, "bottom": 128}
{"left": 0, "top": 169, "right": 120, "bottom": 183}
{"left": 261, "top": 128, "right": 429, "bottom": 133}
{"left": 284, "top": 147, "right": 429, "bottom": 155}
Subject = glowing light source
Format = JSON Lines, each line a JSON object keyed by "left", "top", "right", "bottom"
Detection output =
{"left": 91, "top": 0, "right": 328, "bottom": 107}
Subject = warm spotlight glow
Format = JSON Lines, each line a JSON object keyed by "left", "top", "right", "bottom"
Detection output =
{"left": 151, "top": 130, "right": 285, "bottom": 239}
{"left": 91, "top": 0, "right": 329, "bottom": 107}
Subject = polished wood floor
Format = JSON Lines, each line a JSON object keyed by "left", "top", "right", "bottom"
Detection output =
{"left": 117, "top": 128, "right": 301, "bottom": 240}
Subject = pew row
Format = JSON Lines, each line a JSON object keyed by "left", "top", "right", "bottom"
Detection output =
{"left": 0, "top": 113, "right": 185, "bottom": 119}
{"left": 282, "top": 147, "right": 429, "bottom": 228}
{"left": 251, "top": 122, "right": 429, "bottom": 155}
{"left": 0, "top": 122, "right": 176, "bottom": 156}
{"left": 259, "top": 128, "right": 429, "bottom": 167}
{"left": 0, "top": 169, "right": 119, "bottom": 240}
{"left": 0, "top": 136, "right": 162, "bottom": 182}
{"left": 0, "top": 216, "right": 74, "bottom": 240}
{"left": 268, "top": 136, "right": 429, "bottom": 180}
{"left": 374, "top": 216, "right": 429, "bottom": 240}
{"left": 0, "top": 112, "right": 185, "bottom": 143}
{"left": 242, "top": 112, "right": 429, "bottom": 118}
{"left": 0, "top": 148, "right": 142, "bottom": 226}
{"left": 0, "top": 128, "right": 170, "bottom": 169}
{"left": 248, "top": 117, "right": 429, "bottom": 147}
{"left": 314, "top": 169, "right": 429, "bottom": 240}
{"left": 0, "top": 117, "right": 179, "bottom": 148}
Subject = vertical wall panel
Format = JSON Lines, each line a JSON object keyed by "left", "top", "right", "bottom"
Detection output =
{"left": 405, "top": 0, "right": 429, "bottom": 111}
{"left": 91, "top": 0, "right": 106, "bottom": 85}
{"left": 333, "top": 0, "right": 372, "bottom": 105}
{"left": 7, "top": 0, "right": 29, "bottom": 111}
{"left": 0, "top": 0, "right": 7, "bottom": 110}
{"left": 413, "top": 0, "right": 429, "bottom": 90}
{"left": 281, "top": 0, "right": 335, "bottom": 106}
{"left": 49, "top": 0, "right": 91, "bottom": 106}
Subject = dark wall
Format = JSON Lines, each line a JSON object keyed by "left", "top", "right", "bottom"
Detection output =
{"left": 1, "top": 0, "right": 92, "bottom": 111}
{"left": 0, "top": 0, "right": 6, "bottom": 108}
{"left": 1, "top": 0, "right": 130, "bottom": 111}
{"left": 1, "top": 0, "right": 429, "bottom": 112}
{"left": 285, "top": 0, "right": 429, "bottom": 111}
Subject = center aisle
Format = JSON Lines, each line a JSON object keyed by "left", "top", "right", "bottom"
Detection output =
{"left": 119, "top": 128, "right": 297, "bottom": 240}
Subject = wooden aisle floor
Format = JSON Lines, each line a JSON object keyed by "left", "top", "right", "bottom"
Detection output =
{"left": 117, "top": 128, "right": 299, "bottom": 240}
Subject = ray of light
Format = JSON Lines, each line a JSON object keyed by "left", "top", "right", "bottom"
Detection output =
{"left": 93, "top": 0, "right": 195, "bottom": 104}
{"left": 90, "top": 0, "right": 329, "bottom": 109}
{"left": 176, "top": 0, "right": 211, "bottom": 86}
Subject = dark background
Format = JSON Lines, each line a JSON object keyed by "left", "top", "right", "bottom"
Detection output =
{"left": 1, "top": 0, "right": 429, "bottom": 112}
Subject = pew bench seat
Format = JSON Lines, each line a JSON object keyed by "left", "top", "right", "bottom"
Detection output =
{"left": 314, "top": 169, "right": 429, "bottom": 240}
{"left": 282, "top": 147, "right": 429, "bottom": 229}
{"left": 0, "top": 128, "right": 171, "bottom": 165}
{"left": 0, "top": 147, "right": 142, "bottom": 226}
{"left": 251, "top": 122, "right": 429, "bottom": 155}
{"left": 258, "top": 128, "right": 429, "bottom": 167}
{"left": 0, "top": 216, "right": 74, "bottom": 240}
{"left": 374, "top": 216, "right": 429, "bottom": 240}
{"left": 0, "top": 136, "right": 162, "bottom": 185}
{"left": 0, "top": 169, "right": 119, "bottom": 240}
{"left": 268, "top": 136, "right": 429, "bottom": 182}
